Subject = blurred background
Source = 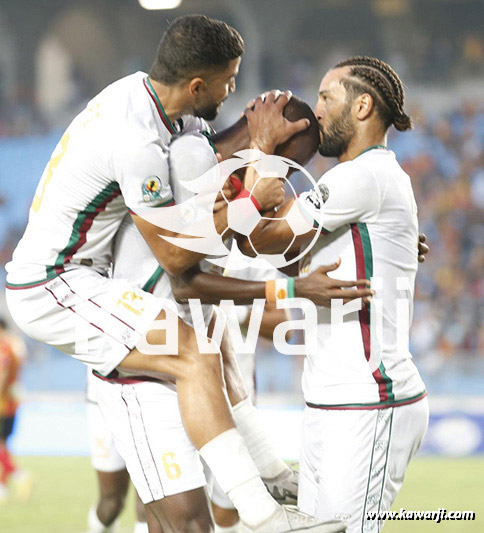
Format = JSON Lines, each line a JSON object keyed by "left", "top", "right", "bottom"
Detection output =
{"left": 0, "top": 0, "right": 483, "bottom": 531}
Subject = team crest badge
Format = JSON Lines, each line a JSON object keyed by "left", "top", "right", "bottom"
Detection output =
{"left": 142, "top": 176, "right": 162, "bottom": 202}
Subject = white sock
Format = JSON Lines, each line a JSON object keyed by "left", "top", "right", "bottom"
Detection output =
{"left": 133, "top": 522, "right": 149, "bottom": 533}
{"left": 233, "top": 397, "right": 288, "bottom": 480}
{"left": 87, "top": 506, "right": 120, "bottom": 533}
{"left": 199, "top": 428, "right": 279, "bottom": 527}
{"left": 215, "top": 523, "right": 240, "bottom": 533}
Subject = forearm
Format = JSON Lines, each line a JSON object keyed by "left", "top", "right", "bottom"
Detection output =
{"left": 172, "top": 269, "right": 267, "bottom": 305}
{"left": 238, "top": 201, "right": 315, "bottom": 256}
{"left": 132, "top": 207, "right": 232, "bottom": 277}
{"left": 171, "top": 266, "right": 317, "bottom": 307}
{"left": 255, "top": 308, "right": 291, "bottom": 340}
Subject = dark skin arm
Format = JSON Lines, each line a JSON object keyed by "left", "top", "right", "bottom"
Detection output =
{"left": 238, "top": 201, "right": 431, "bottom": 262}
{"left": 170, "top": 261, "right": 374, "bottom": 308}
{"left": 238, "top": 199, "right": 312, "bottom": 257}
{"left": 243, "top": 301, "right": 292, "bottom": 341}
{"left": 131, "top": 172, "right": 282, "bottom": 277}
{"left": 132, "top": 92, "right": 310, "bottom": 278}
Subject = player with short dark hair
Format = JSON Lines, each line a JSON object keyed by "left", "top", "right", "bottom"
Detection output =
{"left": 5, "top": 14, "right": 345, "bottom": 532}
{"left": 150, "top": 15, "right": 244, "bottom": 122}
{"left": 238, "top": 56, "right": 429, "bottom": 532}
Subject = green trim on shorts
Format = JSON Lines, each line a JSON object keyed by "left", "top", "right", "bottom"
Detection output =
{"left": 306, "top": 390, "right": 427, "bottom": 410}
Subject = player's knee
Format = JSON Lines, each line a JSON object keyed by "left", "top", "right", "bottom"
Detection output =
{"left": 98, "top": 493, "right": 126, "bottom": 524}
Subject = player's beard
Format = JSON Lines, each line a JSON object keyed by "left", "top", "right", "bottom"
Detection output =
{"left": 193, "top": 95, "right": 225, "bottom": 121}
{"left": 318, "top": 101, "right": 356, "bottom": 158}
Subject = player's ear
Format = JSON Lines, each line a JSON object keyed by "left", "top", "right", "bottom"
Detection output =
{"left": 356, "top": 93, "right": 373, "bottom": 121}
{"left": 188, "top": 77, "right": 206, "bottom": 96}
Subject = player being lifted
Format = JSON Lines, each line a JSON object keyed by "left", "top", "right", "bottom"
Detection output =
{"left": 238, "top": 56, "right": 429, "bottom": 533}
{"left": 4, "top": 14, "right": 353, "bottom": 533}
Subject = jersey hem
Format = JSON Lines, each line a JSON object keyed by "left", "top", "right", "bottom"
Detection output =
{"left": 305, "top": 390, "right": 427, "bottom": 410}
{"left": 92, "top": 369, "right": 163, "bottom": 385}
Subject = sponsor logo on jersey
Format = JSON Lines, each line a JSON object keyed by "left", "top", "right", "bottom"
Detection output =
{"left": 142, "top": 176, "right": 162, "bottom": 202}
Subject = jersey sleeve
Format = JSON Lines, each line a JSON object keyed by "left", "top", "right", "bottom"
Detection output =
{"left": 297, "top": 160, "right": 380, "bottom": 233}
{"left": 181, "top": 116, "right": 215, "bottom": 135}
{"left": 113, "top": 138, "right": 173, "bottom": 212}
{"left": 169, "top": 133, "right": 218, "bottom": 203}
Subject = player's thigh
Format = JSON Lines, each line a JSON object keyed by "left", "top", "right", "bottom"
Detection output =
{"left": 120, "top": 306, "right": 228, "bottom": 384}
{"left": 304, "top": 407, "right": 395, "bottom": 532}
{"left": 147, "top": 487, "right": 212, "bottom": 533}
{"left": 87, "top": 401, "right": 126, "bottom": 474}
{"left": 379, "top": 397, "right": 429, "bottom": 514}
{"left": 93, "top": 378, "right": 206, "bottom": 506}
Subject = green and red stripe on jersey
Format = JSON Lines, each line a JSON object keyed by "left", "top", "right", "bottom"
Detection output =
{"left": 143, "top": 77, "right": 177, "bottom": 135}
{"left": 351, "top": 222, "right": 394, "bottom": 403}
{"left": 5, "top": 276, "right": 56, "bottom": 290}
{"left": 46, "top": 182, "right": 121, "bottom": 278}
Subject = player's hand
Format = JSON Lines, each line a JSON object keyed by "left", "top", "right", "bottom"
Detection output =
{"left": 240, "top": 91, "right": 273, "bottom": 117}
{"left": 418, "top": 233, "right": 429, "bottom": 263}
{"left": 294, "top": 259, "right": 375, "bottom": 308}
{"left": 214, "top": 174, "right": 237, "bottom": 212}
{"left": 247, "top": 174, "right": 285, "bottom": 211}
{"left": 245, "top": 90, "right": 310, "bottom": 153}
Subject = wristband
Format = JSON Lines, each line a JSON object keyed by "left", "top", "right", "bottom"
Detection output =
{"left": 265, "top": 278, "right": 295, "bottom": 303}
{"left": 235, "top": 189, "right": 262, "bottom": 211}
{"left": 230, "top": 175, "right": 244, "bottom": 194}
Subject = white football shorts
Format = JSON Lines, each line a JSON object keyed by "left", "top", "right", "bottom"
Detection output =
{"left": 92, "top": 377, "right": 206, "bottom": 504}
{"left": 6, "top": 268, "right": 165, "bottom": 376}
{"left": 299, "top": 397, "right": 429, "bottom": 533}
{"left": 87, "top": 400, "right": 126, "bottom": 473}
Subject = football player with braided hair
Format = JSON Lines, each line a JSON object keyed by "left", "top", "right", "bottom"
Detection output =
{"left": 240, "top": 56, "right": 429, "bottom": 532}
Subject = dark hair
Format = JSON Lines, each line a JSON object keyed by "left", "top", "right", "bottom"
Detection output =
{"left": 212, "top": 95, "right": 319, "bottom": 166}
{"left": 150, "top": 15, "right": 244, "bottom": 85}
{"left": 0, "top": 317, "right": 7, "bottom": 330}
{"left": 275, "top": 96, "right": 320, "bottom": 165}
{"left": 334, "top": 56, "right": 412, "bottom": 132}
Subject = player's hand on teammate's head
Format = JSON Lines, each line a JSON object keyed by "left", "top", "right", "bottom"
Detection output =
{"left": 245, "top": 89, "right": 310, "bottom": 153}
{"left": 418, "top": 233, "right": 429, "bottom": 263}
{"left": 214, "top": 174, "right": 237, "bottom": 212}
{"left": 295, "top": 258, "right": 375, "bottom": 308}
{"left": 241, "top": 90, "right": 277, "bottom": 117}
{"left": 249, "top": 175, "right": 285, "bottom": 211}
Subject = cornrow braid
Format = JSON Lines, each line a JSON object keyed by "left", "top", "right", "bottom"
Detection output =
{"left": 335, "top": 56, "right": 412, "bottom": 132}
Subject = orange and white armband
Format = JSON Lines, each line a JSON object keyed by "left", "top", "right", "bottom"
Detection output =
{"left": 265, "top": 278, "right": 295, "bottom": 303}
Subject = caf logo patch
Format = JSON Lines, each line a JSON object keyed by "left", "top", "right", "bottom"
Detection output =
{"left": 142, "top": 176, "right": 162, "bottom": 202}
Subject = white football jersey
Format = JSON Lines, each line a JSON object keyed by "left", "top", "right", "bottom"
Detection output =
{"left": 112, "top": 131, "right": 219, "bottom": 326}
{"left": 6, "top": 72, "right": 209, "bottom": 288}
{"left": 297, "top": 147, "right": 426, "bottom": 408}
